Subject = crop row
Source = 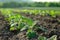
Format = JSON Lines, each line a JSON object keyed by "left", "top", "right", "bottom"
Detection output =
{"left": 0, "top": 9, "right": 58, "bottom": 40}
{"left": 12, "top": 9, "right": 60, "bottom": 17}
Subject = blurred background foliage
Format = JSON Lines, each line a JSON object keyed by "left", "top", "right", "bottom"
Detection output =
{"left": 0, "top": 2, "right": 60, "bottom": 8}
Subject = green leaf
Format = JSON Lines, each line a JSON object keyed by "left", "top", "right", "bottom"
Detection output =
{"left": 47, "top": 35, "right": 57, "bottom": 40}
{"left": 38, "top": 36, "right": 47, "bottom": 40}
{"left": 27, "top": 30, "right": 37, "bottom": 39}
{"left": 11, "top": 23, "right": 17, "bottom": 27}
{"left": 29, "top": 21, "right": 38, "bottom": 29}
{"left": 39, "top": 26, "right": 48, "bottom": 32}
{"left": 20, "top": 25, "right": 29, "bottom": 31}
{"left": 10, "top": 27, "right": 16, "bottom": 31}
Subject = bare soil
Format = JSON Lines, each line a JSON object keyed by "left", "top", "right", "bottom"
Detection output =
{"left": 0, "top": 12, "right": 60, "bottom": 40}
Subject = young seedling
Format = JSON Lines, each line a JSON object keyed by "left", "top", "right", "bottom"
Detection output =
{"left": 38, "top": 36, "right": 47, "bottom": 40}
{"left": 26, "top": 29, "right": 37, "bottom": 39}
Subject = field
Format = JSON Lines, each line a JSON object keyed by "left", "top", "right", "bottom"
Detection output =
{"left": 0, "top": 8, "right": 60, "bottom": 40}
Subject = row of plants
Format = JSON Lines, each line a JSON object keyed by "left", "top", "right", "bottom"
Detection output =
{"left": 1, "top": 9, "right": 60, "bottom": 17}
{"left": 12, "top": 9, "right": 60, "bottom": 17}
{"left": 0, "top": 10, "right": 57, "bottom": 40}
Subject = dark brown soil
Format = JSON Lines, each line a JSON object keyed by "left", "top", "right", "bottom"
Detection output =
{"left": 0, "top": 12, "right": 60, "bottom": 40}
{"left": 19, "top": 13, "right": 60, "bottom": 40}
